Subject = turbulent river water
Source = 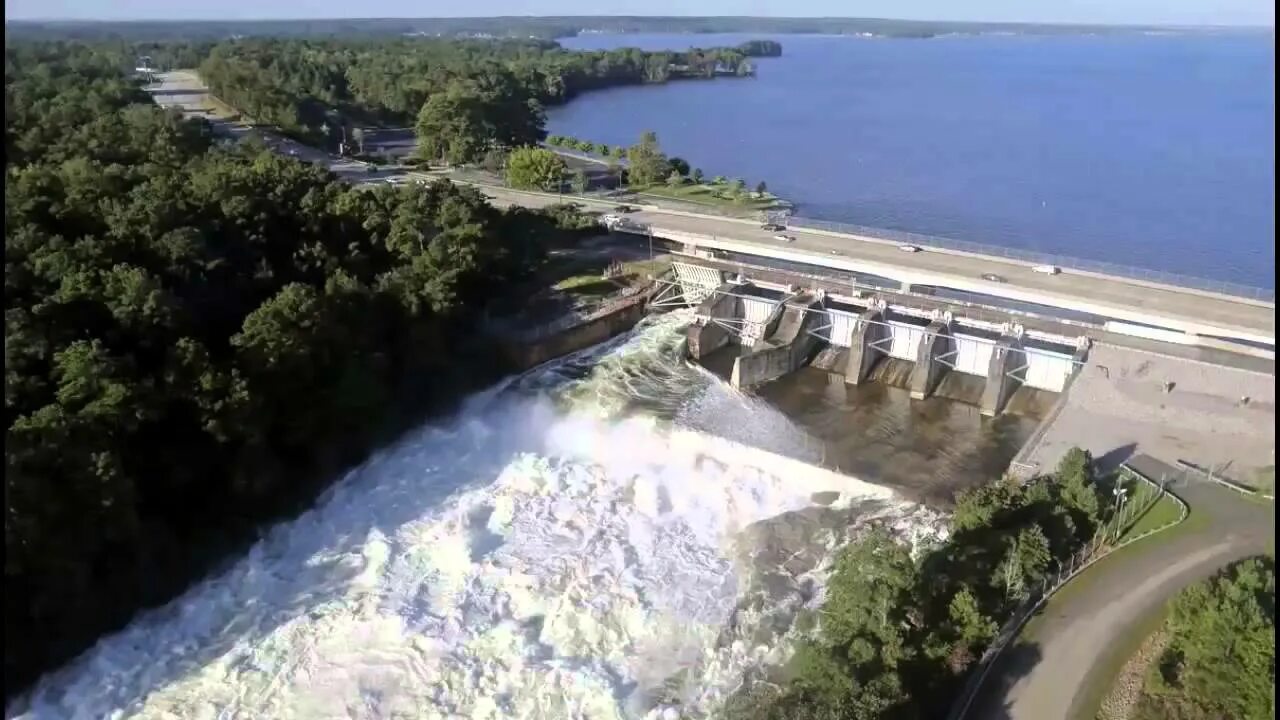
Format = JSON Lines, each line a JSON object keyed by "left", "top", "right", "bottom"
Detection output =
{"left": 10, "top": 312, "right": 952, "bottom": 720}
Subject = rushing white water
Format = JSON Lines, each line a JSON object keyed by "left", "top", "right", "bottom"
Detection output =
{"left": 9, "top": 312, "right": 943, "bottom": 720}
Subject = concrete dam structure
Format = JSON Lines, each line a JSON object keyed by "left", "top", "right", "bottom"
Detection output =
{"left": 653, "top": 261, "right": 1088, "bottom": 416}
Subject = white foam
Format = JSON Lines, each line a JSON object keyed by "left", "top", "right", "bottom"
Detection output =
{"left": 8, "top": 311, "right": 942, "bottom": 720}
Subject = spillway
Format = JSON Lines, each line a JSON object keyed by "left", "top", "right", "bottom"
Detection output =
{"left": 8, "top": 312, "right": 944, "bottom": 720}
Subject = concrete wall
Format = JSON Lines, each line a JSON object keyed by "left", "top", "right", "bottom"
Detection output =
{"left": 498, "top": 294, "right": 649, "bottom": 371}
{"left": 980, "top": 335, "right": 1027, "bottom": 417}
{"left": 845, "top": 306, "right": 888, "bottom": 385}
{"left": 687, "top": 282, "right": 742, "bottom": 359}
{"left": 909, "top": 319, "right": 954, "bottom": 400}
{"left": 730, "top": 292, "right": 826, "bottom": 389}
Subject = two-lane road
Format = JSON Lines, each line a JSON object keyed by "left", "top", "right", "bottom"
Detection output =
{"left": 463, "top": 185, "right": 1275, "bottom": 347}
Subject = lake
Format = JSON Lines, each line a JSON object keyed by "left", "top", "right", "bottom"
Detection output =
{"left": 551, "top": 32, "right": 1275, "bottom": 289}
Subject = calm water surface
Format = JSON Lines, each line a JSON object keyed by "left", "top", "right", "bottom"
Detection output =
{"left": 552, "top": 33, "right": 1275, "bottom": 288}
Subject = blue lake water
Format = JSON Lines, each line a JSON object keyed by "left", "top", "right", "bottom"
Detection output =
{"left": 551, "top": 33, "right": 1275, "bottom": 288}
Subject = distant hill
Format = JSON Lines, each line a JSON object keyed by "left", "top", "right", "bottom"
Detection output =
{"left": 6, "top": 16, "right": 1251, "bottom": 43}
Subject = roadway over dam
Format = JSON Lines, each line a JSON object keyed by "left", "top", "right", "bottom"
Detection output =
{"left": 144, "top": 71, "right": 1275, "bottom": 350}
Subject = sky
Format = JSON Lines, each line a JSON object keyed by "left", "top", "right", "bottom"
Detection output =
{"left": 4, "top": 0, "right": 1274, "bottom": 27}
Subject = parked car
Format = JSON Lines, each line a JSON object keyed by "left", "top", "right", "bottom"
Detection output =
{"left": 897, "top": 245, "right": 921, "bottom": 253}
{"left": 614, "top": 205, "right": 636, "bottom": 213}
{"left": 981, "top": 273, "right": 1006, "bottom": 283}
{"left": 1032, "top": 264, "right": 1061, "bottom": 275}
{"left": 774, "top": 234, "right": 795, "bottom": 243}
{"left": 761, "top": 223, "right": 784, "bottom": 232}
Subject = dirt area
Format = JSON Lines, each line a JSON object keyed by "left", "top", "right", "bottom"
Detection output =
{"left": 1020, "top": 342, "right": 1275, "bottom": 478}
{"left": 1096, "top": 630, "right": 1169, "bottom": 720}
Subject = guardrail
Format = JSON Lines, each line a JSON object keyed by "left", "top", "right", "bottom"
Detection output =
{"left": 1175, "top": 460, "right": 1275, "bottom": 501}
{"left": 785, "top": 216, "right": 1275, "bottom": 303}
{"left": 947, "top": 464, "right": 1189, "bottom": 720}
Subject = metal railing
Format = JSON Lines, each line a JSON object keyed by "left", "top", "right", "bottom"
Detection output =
{"left": 785, "top": 216, "right": 1275, "bottom": 303}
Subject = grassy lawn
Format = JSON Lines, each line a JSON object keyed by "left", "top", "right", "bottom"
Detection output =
{"left": 637, "top": 183, "right": 780, "bottom": 212}
{"left": 1118, "top": 494, "right": 1185, "bottom": 543}
{"left": 551, "top": 258, "right": 670, "bottom": 298}
{"left": 553, "top": 274, "right": 618, "bottom": 297}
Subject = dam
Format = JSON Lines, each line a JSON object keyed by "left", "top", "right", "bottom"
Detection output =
{"left": 655, "top": 260, "right": 1087, "bottom": 416}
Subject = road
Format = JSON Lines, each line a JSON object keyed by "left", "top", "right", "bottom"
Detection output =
{"left": 473, "top": 186, "right": 1275, "bottom": 346}
{"left": 972, "top": 458, "right": 1274, "bottom": 720}
{"left": 146, "top": 71, "right": 1275, "bottom": 348}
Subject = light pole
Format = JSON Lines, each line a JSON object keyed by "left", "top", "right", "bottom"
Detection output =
{"left": 1111, "top": 485, "right": 1129, "bottom": 541}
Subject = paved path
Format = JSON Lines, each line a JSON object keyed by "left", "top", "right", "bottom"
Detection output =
{"left": 1020, "top": 342, "right": 1275, "bottom": 482}
{"left": 972, "top": 467, "right": 1274, "bottom": 720}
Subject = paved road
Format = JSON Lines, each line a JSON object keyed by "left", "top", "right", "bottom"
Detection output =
{"left": 146, "top": 71, "right": 1275, "bottom": 348}
{"left": 972, "top": 460, "right": 1274, "bottom": 720}
{"left": 469, "top": 187, "right": 1275, "bottom": 346}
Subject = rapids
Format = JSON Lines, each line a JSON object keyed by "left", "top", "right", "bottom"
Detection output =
{"left": 8, "top": 311, "right": 944, "bottom": 720}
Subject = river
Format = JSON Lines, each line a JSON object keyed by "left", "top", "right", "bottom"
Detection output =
{"left": 550, "top": 32, "right": 1275, "bottom": 289}
{"left": 9, "top": 311, "right": 1050, "bottom": 720}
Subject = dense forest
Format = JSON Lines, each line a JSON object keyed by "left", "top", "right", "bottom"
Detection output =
{"left": 195, "top": 37, "right": 768, "bottom": 149}
{"left": 1133, "top": 557, "right": 1274, "bottom": 720}
{"left": 3, "top": 39, "right": 586, "bottom": 697}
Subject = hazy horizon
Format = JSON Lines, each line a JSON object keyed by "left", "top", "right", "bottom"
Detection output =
{"left": 3, "top": 8, "right": 1274, "bottom": 29}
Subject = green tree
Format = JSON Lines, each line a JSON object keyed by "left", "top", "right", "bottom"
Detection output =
{"left": 570, "top": 168, "right": 588, "bottom": 194}
{"left": 667, "top": 156, "right": 690, "bottom": 176}
{"left": 712, "top": 174, "right": 727, "bottom": 185}
{"left": 1055, "top": 447, "right": 1101, "bottom": 538}
{"left": 579, "top": 141, "right": 596, "bottom": 155}
{"left": 610, "top": 145, "right": 626, "bottom": 160}
{"left": 1140, "top": 558, "right": 1275, "bottom": 720}
{"left": 691, "top": 168, "right": 704, "bottom": 184}
{"left": 665, "top": 169, "right": 684, "bottom": 187}
{"left": 505, "top": 146, "right": 567, "bottom": 191}
{"left": 949, "top": 588, "right": 998, "bottom": 647}
{"left": 626, "top": 130, "right": 667, "bottom": 187}
{"left": 756, "top": 180, "right": 768, "bottom": 195}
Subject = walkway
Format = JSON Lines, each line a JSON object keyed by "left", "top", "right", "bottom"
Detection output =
{"left": 971, "top": 459, "right": 1274, "bottom": 720}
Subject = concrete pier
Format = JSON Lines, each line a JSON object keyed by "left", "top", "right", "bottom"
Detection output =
{"left": 845, "top": 305, "right": 888, "bottom": 385}
{"left": 731, "top": 291, "right": 826, "bottom": 389}
{"left": 687, "top": 282, "right": 741, "bottom": 359}
{"left": 981, "top": 335, "right": 1027, "bottom": 416}
{"left": 909, "top": 319, "right": 954, "bottom": 400}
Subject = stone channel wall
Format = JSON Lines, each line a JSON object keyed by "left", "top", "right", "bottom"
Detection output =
{"left": 495, "top": 289, "right": 651, "bottom": 372}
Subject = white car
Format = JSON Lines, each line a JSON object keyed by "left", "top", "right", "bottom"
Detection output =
{"left": 774, "top": 234, "right": 795, "bottom": 243}
{"left": 1032, "top": 264, "right": 1061, "bottom": 275}
{"left": 897, "top": 245, "right": 921, "bottom": 253}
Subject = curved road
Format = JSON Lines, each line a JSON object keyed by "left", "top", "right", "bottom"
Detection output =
{"left": 972, "top": 468, "right": 1274, "bottom": 720}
